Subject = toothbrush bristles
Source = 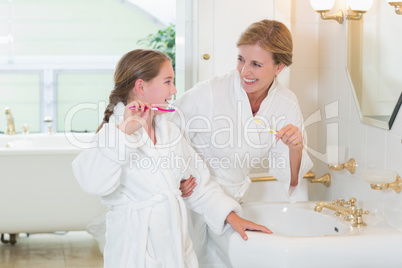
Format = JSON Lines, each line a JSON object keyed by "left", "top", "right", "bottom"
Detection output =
{"left": 129, "top": 105, "right": 175, "bottom": 112}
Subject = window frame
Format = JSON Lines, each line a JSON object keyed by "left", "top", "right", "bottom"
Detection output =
{"left": 0, "top": 55, "right": 119, "bottom": 133}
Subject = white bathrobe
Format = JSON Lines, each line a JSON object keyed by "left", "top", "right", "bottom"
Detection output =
{"left": 168, "top": 70, "right": 313, "bottom": 201}
{"left": 167, "top": 71, "right": 314, "bottom": 266}
{"left": 72, "top": 103, "right": 240, "bottom": 268}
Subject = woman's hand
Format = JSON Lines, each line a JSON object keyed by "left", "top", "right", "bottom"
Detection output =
{"left": 118, "top": 100, "right": 151, "bottom": 135}
{"left": 225, "top": 212, "right": 272, "bottom": 240}
{"left": 276, "top": 124, "right": 303, "bottom": 186}
{"left": 276, "top": 124, "right": 303, "bottom": 151}
{"left": 180, "top": 175, "right": 197, "bottom": 197}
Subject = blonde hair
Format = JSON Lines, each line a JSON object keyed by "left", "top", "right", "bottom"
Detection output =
{"left": 236, "top": 20, "right": 293, "bottom": 66}
{"left": 96, "top": 49, "right": 171, "bottom": 133}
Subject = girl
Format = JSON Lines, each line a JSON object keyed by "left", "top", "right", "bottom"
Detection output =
{"left": 72, "top": 49, "right": 271, "bottom": 268}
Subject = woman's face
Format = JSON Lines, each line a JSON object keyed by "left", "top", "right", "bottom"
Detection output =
{"left": 142, "top": 60, "right": 177, "bottom": 110}
{"left": 236, "top": 44, "right": 285, "bottom": 96}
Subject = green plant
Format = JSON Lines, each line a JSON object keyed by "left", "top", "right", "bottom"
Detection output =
{"left": 137, "top": 24, "right": 176, "bottom": 70}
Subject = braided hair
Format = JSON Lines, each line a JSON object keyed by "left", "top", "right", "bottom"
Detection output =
{"left": 96, "top": 49, "right": 171, "bottom": 133}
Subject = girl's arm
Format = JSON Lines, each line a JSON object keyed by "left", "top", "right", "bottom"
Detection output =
{"left": 72, "top": 132, "right": 123, "bottom": 196}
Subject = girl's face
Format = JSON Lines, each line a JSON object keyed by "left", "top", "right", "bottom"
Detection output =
{"left": 236, "top": 44, "right": 285, "bottom": 97}
{"left": 142, "top": 60, "right": 177, "bottom": 110}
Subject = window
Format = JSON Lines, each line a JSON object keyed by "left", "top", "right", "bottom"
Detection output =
{"left": 0, "top": 0, "right": 177, "bottom": 133}
{"left": 0, "top": 72, "right": 41, "bottom": 132}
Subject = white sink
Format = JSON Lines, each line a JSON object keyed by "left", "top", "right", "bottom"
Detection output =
{"left": 209, "top": 201, "right": 402, "bottom": 268}
{"left": 241, "top": 202, "right": 350, "bottom": 237}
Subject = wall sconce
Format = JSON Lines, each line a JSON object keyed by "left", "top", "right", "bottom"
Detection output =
{"left": 346, "top": 0, "right": 374, "bottom": 20}
{"left": 310, "top": 0, "right": 374, "bottom": 23}
{"left": 387, "top": 1, "right": 402, "bottom": 14}
{"left": 310, "top": 0, "right": 344, "bottom": 24}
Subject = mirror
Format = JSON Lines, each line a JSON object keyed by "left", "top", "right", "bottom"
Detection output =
{"left": 346, "top": 0, "right": 402, "bottom": 130}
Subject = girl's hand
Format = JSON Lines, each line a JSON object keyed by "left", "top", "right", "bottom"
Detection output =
{"left": 275, "top": 124, "right": 303, "bottom": 151}
{"left": 180, "top": 175, "right": 197, "bottom": 197}
{"left": 225, "top": 212, "right": 272, "bottom": 240}
{"left": 118, "top": 100, "right": 151, "bottom": 135}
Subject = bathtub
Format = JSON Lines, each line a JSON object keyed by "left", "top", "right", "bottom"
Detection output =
{"left": 0, "top": 133, "right": 105, "bottom": 241}
{"left": 209, "top": 201, "right": 402, "bottom": 268}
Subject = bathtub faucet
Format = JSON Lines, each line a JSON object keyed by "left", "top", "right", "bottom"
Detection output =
{"left": 314, "top": 197, "right": 369, "bottom": 227}
{"left": 43, "top": 116, "right": 53, "bottom": 134}
{"left": 5, "top": 107, "right": 16, "bottom": 135}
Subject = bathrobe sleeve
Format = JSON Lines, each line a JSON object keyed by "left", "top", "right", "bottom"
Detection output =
{"left": 72, "top": 123, "right": 146, "bottom": 196}
{"left": 177, "top": 133, "right": 241, "bottom": 235}
{"left": 266, "top": 97, "right": 313, "bottom": 200}
{"left": 167, "top": 81, "right": 212, "bottom": 143}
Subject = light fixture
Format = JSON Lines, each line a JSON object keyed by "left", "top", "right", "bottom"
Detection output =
{"left": 346, "top": 0, "right": 374, "bottom": 20}
{"left": 310, "top": 0, "right": 344, "bottom": 24}
{"left": 387, "top": 0, "right": 402, "bottom": 15}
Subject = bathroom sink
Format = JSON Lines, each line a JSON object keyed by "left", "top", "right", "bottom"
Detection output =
{"left": 209, "top": 201, "right": 402, "bottom": 268}
{"left": 241, "top": 202, "right": 350, "bottom": 237}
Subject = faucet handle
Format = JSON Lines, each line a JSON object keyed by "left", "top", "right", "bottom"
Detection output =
{"left": 353, "top": 208, "right": 369, "bottom": 227}
{"left": 356, "top": 208, "right": 369, "bottom": 216}
{"left": 333, "top": 197, "right": 357, "bottom": 206}
{"left": 332, "top": 198, "right": 346, "bottom": 206}
{"left": 43, "top": 116, "right": 53, "bottom": 123}
{"left": 346, "top": 197, "right": 357, "bottom": 206}
{"left": 22, "top": 124, "right": 30, "bottom": 134}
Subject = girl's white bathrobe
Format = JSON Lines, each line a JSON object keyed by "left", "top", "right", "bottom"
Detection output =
{"left": 72, "top": 103, "right": 240, "bottom": 268}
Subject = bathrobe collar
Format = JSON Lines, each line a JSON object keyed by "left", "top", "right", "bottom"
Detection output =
{"left": 234, "top": 73, "right": 280, "bottom": 132}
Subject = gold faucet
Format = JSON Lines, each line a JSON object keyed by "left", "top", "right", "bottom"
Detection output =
{"left": 314, "top": 197, "right": 369, "bottom": 227}
{"left": 5, "top": 107, "right": 16, "bottom": 135}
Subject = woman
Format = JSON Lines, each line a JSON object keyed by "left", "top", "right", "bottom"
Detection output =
{"left": 174, "top": 19, "right": 312, "bottom": 200}
{"left": 72, "top": 49, "right": 271, "bottom": 267}
{"left": 169, "top": 19, "right": 313, "bottom": 266}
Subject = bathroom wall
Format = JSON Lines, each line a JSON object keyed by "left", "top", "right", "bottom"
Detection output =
{"left": 289, "top": 0, "right": 402, "bottom": 229}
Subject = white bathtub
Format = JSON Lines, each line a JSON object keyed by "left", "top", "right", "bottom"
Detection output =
{"left": 210, "top": 201, "right": 402, "bottom": 268}
{"left": 0, "top": 133, "right": 105, "bottom": 239}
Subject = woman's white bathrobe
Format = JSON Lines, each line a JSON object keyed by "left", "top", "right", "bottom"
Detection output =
{"left": 168, "top": 70, "right": 313, "bottom": 201}
{"left": 72, "top": 103, "right": 240, "bottom": 268}
{"left": 167, "top": 71, "right": 314, "bottom": 266}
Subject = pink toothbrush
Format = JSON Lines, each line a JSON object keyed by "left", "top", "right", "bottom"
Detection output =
{"left": 129, "top": 105, "right": 175, "bottom": 112}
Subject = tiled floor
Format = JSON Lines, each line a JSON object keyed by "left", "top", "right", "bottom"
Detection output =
{"left": 0, "top": 231, "right": 103, "bottom": 268}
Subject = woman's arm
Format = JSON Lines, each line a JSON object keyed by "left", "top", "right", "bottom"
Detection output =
{"left": 275, "top": 124, "right": 303, "bottom": 186}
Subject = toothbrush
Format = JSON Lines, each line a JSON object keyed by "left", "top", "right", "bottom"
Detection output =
{"left": 253, "top": 119, "right": 277, "bottom": 134}
{"left": 129, "top": 105, "right": 175, "bottom": 112}
{"left": 254, "top": 119, "right": 300, "bottom": 145}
